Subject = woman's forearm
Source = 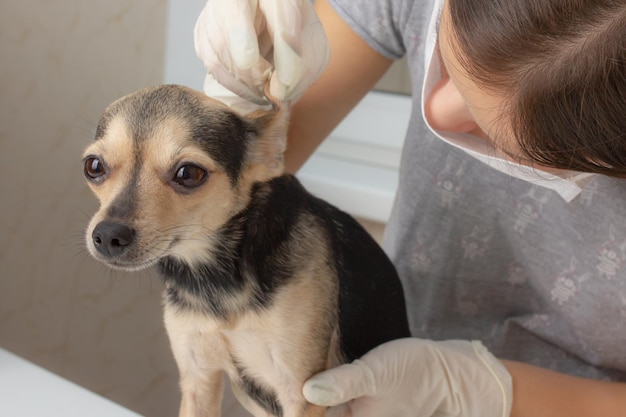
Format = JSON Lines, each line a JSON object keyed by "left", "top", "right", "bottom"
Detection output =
{"left": 284, "top": 0, "right": 392, "bottom": 173}
{"left": 503, "top": 360, "right": 626, "bottom": 417}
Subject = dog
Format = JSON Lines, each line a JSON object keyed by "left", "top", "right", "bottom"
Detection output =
{"left": 83, "top": 84, "right": 410, "bottom": 417}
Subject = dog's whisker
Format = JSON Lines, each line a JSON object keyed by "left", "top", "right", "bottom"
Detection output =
{"left": 71, "top": 246, "right": 90, "bottom": 257}
{"left": 156, "top": 223, "right": 208, "bottom": 232}
{"left": 73, "top": 206, "right": 94, "bottom": 221}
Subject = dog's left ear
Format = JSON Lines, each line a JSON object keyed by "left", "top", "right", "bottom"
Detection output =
{"left": 244, "top": 105, "right": 290, "bottom": 176}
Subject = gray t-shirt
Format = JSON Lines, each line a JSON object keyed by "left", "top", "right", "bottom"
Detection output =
{"left": 330, "top": 0, "right": 626, "bottom": 381}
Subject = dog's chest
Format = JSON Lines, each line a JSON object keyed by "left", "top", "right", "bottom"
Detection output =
{"left": 163, "top": 304, "right": 294, "bottom": 381}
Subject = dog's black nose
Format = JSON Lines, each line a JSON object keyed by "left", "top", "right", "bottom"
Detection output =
{"left": 92, "top": 221, "right": 136, "bottom": 257}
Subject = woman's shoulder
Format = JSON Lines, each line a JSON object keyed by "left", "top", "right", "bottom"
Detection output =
{"left": 328, "top": 0, "right": 435, "bottom": 60}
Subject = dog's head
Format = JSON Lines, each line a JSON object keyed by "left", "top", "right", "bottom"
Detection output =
{"left": 83, "top": 85, "right": 287, "bottom": 271}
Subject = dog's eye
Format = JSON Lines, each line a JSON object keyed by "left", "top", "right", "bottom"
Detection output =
{"left": 173, "top": 165, "right": 207, "bottom": 189}
{"left": 84, "top": 157, "right": 106, "bottom": 181}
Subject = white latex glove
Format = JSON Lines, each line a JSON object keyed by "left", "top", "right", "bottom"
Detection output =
{"left": 194, "top": 0, "right": 330, "bottom": 111}
{"left": 303, "top": 338, "right": 513, "bottom": 417}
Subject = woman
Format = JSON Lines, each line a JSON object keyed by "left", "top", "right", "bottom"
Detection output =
{"left": 195, "top": 0, "right": 626, "bottom": 415}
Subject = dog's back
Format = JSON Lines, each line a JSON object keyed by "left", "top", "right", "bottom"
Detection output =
{"left": 268, "top": 175, "right": 410, "bottom": 361}
{"left": 226, "top": 173, "right": 410, "bottom": 361}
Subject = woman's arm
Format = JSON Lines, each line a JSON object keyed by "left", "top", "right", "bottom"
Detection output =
{"left": 504, "top": 360, "right": 626, "bottom": 417}
{"left": 303, "top": 338, "right": 626, "bottom": 417}
{"left": 285, "top": 0, "right": 394, "bottom": 173}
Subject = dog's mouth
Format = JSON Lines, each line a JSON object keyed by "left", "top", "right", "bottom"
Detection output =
{"left": 88, "top": 245, "right": 169, "bottom": 271}
{"left": 96, "top": 257, "right": 161, "bottom": 272}
{"left": 87, "top": 221, "right": 180, "bottom": 271}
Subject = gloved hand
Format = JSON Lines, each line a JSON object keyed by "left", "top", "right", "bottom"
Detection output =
{"left": 194, "top": 0, "right": 330, "bottom": 111}
{"left": 303, "top": 338, "right": 513, "bottom": 417}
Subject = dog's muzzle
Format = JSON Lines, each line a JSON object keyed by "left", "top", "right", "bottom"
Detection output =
{"left": 92, "top": 221, "right": 136, "bottom": 258}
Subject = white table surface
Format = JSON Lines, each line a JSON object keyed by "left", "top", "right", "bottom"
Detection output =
{"left": 0, "top": 347, "right": 143, "bottom": 417}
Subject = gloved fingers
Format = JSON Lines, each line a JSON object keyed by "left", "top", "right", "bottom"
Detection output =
{"left": 260, "top": 0, "right": 304, "bottom": 100}
{"left": 269, "top": 27, "right": 328, "bottom": 102}
{"left": 302, "top": 360, "right": 376, "bottom": 407}
{"left": 195, "top": 0, "right": 330, "bottom": 105}
{"left": 219, "top": 0, "right": 261, "bottom": 70}
{"left": 269, "top": 39, "right": 303, "bottom": 100}
{"left": 198, "top": 0, "right": 260, "bottom": 71}
{"left": 261, "top": 0, "right": 330, "bottom": 101}
{"left": 194, "top": 2, "right": 225, "bottom": 70}
{"left": 204, "top": 62, "right": 270, "bottom": 105}
{"left": 195, "top": 0, "right": 270, "bottom": 104}
{"left": 202, "top": 74, "right": 271, "bottom": 114}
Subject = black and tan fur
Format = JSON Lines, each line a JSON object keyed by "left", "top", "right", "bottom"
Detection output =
{"left": 83, "top": 85, "right": 410, "bottom": 417}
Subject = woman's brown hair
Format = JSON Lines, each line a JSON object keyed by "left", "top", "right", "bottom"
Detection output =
{"left": 448, "top": 0, "right": 626, "bottom": 176}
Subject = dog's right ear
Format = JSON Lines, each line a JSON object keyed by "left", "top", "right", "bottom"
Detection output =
{"left": 244, "top": 105, "right": 290, "bottom": 177}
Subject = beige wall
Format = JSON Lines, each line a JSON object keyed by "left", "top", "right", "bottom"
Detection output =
{"left": 0, "top": 1, "right": 181, "bottom": 416}
{"left": 0, "top": 2, "right": 388, "bottom": 417}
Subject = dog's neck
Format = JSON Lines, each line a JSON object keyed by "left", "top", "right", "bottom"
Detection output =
{"left": 158, "top": 174, "right": 305, "bottom": 319}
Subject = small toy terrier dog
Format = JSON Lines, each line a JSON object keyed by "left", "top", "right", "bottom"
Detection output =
{"left": 83, "top": 85, "right": 410, "bottom": 417}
